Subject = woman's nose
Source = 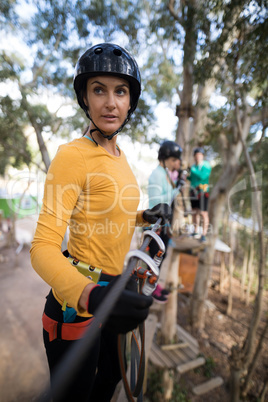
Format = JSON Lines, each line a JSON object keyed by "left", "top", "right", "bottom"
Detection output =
{"left": 106, "top": 92, "right": 116, "bottom": 109}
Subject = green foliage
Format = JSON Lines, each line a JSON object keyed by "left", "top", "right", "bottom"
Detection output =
{"left": 145, "top": 366, "right": 190, "bottom": 402}
{"left": 194, "top": 355, "right": 216, "bottom": 378}
{"left": 145, "top": 366, "right": 164, "bottom": 401}
{"left": 171, "top": 381, "right": 190, "bottom": 402}
{"left": 0, "top": 0, "right": 164, "bottom": 173}
{"left": 228, "top": 137, "right": 268, "bottom": 228}
{"left": 0, "top": 0, "right": 267, "bottom": 175}
{"left": 0, "top": 96, "right": 31, "bottom": 175}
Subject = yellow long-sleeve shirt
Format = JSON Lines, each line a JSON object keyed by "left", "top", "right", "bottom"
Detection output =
{"left": 30, "top": 137, "right": 145, "bottom": 317}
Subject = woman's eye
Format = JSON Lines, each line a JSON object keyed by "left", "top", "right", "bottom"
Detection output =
{"left": 93, "top": 87, "right": 103, "bottom": 94}
{"left": 116, "top": 88, "right": 127, "bottom": 96}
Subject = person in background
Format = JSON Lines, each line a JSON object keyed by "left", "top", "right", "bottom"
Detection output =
{"left": 30, "top": 43, "right": 172, "bottom": 402}
{"left": 147, "top": 140, "right": 183, "bottom": 303}
{"left": 188, "top": 147, "right": 212, "bottom": 243}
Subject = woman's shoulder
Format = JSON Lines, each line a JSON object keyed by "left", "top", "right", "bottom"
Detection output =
{"left": 55, "top": 137, "right": 98, "bottom": 159}
{"left": 149, "top": 165, "right": 165, "bottom": 182}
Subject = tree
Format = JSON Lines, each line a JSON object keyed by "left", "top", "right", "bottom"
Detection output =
{"left": 186, "top": 1, "right": 267, "bottom": 399}
{"left": 0, "top": 0, "right": 155, "bottom": 174}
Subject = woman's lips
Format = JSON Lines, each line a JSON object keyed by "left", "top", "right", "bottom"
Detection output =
{"left": 102, "top": 114, "right": 117, "bottom": 119}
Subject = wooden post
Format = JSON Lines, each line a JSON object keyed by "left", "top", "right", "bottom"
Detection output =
{"left": 219, "top": 252, "right": 225, "bottom": 293}
{"left": 160, "top": 246, "right": 180, "bottom": 400}
{"left": 160, "top": 246, "right": 179, "bottom": 344}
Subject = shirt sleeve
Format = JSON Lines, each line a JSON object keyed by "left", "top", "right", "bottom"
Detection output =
{"left": 202, "top": 161, "right": 212, "bottom": 181}
{"left": 148, "top": 168, "right": 178, "bottom": 208}
{"left": 30, "top": 144, "right": 92, "bottom": 314}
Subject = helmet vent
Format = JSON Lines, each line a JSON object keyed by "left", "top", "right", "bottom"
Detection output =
{"left": 113, "top": 48, "right": 122, "bottom": 56}
{"left": 94, "top": 47, "right": 103, "bottom": 55}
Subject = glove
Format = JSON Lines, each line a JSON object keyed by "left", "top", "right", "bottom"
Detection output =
{"left": 176, "top": 178, "right": 186, "bottom": 188}
{"left": 143, "top": 203, "right": 172, "bottom": 225}
{"left": 87, "top": 276, "right": 153, "bottom": 334}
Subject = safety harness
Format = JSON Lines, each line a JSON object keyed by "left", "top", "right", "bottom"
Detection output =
{"left": 41, "top": 219, "right": 164, "bottom": 402}
{"left": 42, "top": 313, "right": 94, "bottom": 342}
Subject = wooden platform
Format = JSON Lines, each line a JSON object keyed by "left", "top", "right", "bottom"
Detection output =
{"left": 149, "top": 324, "right": 201, "bottom": 371}
{"left": 169, "top": 236, "right": 206, "bottom": 254}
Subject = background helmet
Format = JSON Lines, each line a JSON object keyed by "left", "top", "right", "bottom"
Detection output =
{"left": 158, "top": 141, "right": 182, "bottom": 161}
{"left": 193, "top": 147, "right": 205, "bottom": 155}
{"left": 73, "top": 43, "right": 141, "bottom": 118}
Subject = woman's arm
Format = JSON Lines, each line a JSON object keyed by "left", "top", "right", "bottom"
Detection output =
{"left": 30, "top": 144, "right": 94, "bottom": 313}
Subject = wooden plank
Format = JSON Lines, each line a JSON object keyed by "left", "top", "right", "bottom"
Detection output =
{"left": 177, "top": 324, "right": 199, "bottom": 350}
{"left": 171, "top": 345, "right": 197, "bottom": 364}
{"left": 170, "top": 237, "right": 205, "bottom": 253}
{"left": 161, "top": 342, "right": 189, "bottom": 351}
{"left": 177, "top": 357, "right": 205, "bottom": 374}
{"left": 149, "top": 343, "right": 174, "bottom": 369}
{"left": 192, "top": 377, "right": 224, "bottom": 396}
{"left": 164, "top": 348, "right": 189, "bottom": 366}
{"left": 178, "top": 253, "right": 199, "bottom": 293}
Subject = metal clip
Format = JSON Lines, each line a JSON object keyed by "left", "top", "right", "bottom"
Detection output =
{"left": 141, "top": 230, "right": 166, "bottom": 253}
{"left": 123, "top": 250, "right": 160, "bottom": 296}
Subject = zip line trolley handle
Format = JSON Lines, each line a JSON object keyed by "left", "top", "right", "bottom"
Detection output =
{"left": 123, "top": 249, "right": 160, "bottom": 296}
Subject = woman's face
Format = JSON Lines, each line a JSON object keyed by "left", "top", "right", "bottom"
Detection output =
{"left": 165, "top": 157, "right": 181, "bottom": 172}
{"left": 83, "top": 75, "right": 131, "bottom": 136}
{"left": 194, "top": 152, "right": 204, "bottom": 164}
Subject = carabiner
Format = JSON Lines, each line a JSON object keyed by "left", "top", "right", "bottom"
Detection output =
{"left": 123, "top": 250, "right": 159, "bottom": 296}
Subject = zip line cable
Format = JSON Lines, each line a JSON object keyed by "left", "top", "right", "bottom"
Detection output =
{"left": 38, "top": 218, "right": 162, "bottom": 402}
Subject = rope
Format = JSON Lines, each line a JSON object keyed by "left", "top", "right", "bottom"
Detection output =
{"left": 38, "top": 218, "right": 161, "bottom": 402}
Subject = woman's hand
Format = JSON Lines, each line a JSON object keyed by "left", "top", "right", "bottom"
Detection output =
{"left": 143, "top": 203, "right": 172, "bottom": 225}
{"left": 79, "top": 283, "right": 97, "bottom": 311}
{"left": 86, "top": 276, "right": 153, "bottom": 334}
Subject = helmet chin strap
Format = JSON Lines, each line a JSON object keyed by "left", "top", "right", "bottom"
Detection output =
{"left": 86, "top": 110, "right": 130, "bottom": 144}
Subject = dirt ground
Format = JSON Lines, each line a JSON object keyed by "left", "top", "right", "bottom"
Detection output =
{"left": 174, "top": 266, "right": 268, "bottom": 402}
{"left": 0, "top": 241, "right": 267, "bottom": 402}
{"left": 0, "top": 244, "right": 50, "bottom": 402}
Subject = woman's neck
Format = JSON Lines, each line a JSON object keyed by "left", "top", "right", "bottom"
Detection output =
{"left": 86, "top": 126, "right": 119, "bottom": 156}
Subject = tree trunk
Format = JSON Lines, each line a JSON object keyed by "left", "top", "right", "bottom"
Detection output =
{"left": 227, "top": 220, "right": 237, "bottom": 315}
{"left": 20, "top": 90, "right": 51, "bottom": 172}
{"left": 240, "top": 246, "right": 248, "bottom": 301}
{"left": 175, "top": 0, "right": 197, "bottom": 163}
{"left": 246, "top": 237, "right": 254, "bottom": 306}
{"left": 34, "top": 127, "right": 51, "bottom": 172}
{"left": 227, "top": 224, "right": 234, "bottom": 316}
{"left": 229, "top": 345, "right": 244, "bottom": 402}
{"left": 190, "top": 161, "right": 240, "bottom": 330}
{"left": 241, "top": 319, "right": 268, "bottom": 397}
{"left": 260, "top": 375, "right": 268, "bottom": 402}
{"left": 219, "top": 252, "right": 226, "bottom": 293}
{"left": 228, "top": 101, "right": 266, "bottom": 401}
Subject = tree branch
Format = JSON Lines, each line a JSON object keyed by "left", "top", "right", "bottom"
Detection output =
{"left": 30, "top": 22, "right": 65, "bottom": 87}
{"left": 168, "top": 0, "right": 183, "bottom": 25}
{"left": 235, "top": 99, "right": 265, "bottom": 371}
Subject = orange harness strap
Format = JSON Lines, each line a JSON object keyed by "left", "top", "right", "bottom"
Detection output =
{"left": 42, "top": 313, "right": 93, "bottom": 342}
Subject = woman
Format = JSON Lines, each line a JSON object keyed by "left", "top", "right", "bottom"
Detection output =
{"left": 147, "top": 140, "right": 183, "bottom": 303}
{"left": 188, "top": 146, "right": 211, "bottom": 242}
{"left": 30, "top": 43, "right": 171, "bottom": 402}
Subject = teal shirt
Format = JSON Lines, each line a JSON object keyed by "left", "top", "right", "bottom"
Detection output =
{"left": 148, "top": 165, "right": 179, "bottom": 208}
{"left": 188, "top": 160, "right": 211, "bottom": 191}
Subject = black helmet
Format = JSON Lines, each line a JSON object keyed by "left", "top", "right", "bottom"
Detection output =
{"left": 158, "top": 141, "right": 182, "bottom": 161}
{"left": 193, "top": 147, "right": 204, "bottom": 155}
{"left": 74, "top": 43, "right": 141, "bottom": 119}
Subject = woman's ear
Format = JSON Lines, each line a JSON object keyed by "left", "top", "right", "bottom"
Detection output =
{"left": 83, "top": 96, "right": 88, "bottom": 107}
